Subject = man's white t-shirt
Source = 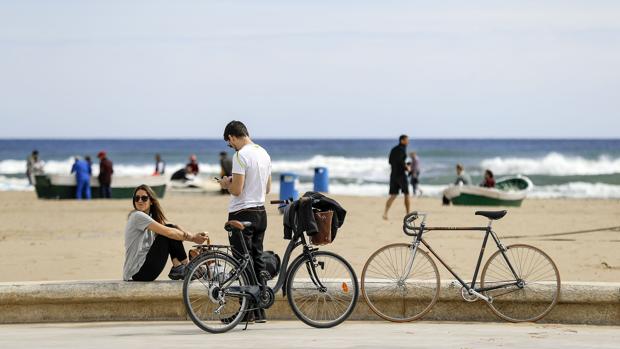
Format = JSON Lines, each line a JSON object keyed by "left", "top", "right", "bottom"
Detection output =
{"left": 229, "top": 143, "right": 272, "bottom": 212}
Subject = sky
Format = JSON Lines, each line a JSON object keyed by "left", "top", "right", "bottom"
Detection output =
{"left": 0, "top": 0, "right": 619, "bottom": 139}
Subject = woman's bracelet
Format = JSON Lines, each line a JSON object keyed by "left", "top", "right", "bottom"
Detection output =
{"left": 183, "top": 231, "right": 190, "bottom": 241}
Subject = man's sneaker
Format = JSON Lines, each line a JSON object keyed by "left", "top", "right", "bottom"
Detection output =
{"left": 168, "top": 264, "right": 186, "bottom": 280}
{"left": 254, "top": 308, "right": 267, "bottom": 324}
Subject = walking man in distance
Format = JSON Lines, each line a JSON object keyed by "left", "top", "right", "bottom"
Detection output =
{"left": 383, "top": 135, "right": 410, "bottom": 220}
{"left": 218, "top": 120, "right": 272, "bottom": 323}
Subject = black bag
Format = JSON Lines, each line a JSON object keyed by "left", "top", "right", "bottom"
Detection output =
{"left": 261, "top": 251, "right": 281, "bottom": 280}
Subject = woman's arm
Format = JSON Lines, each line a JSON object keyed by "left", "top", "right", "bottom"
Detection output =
{"left": 147, "top": 221, "right": 208, "bottom": 244}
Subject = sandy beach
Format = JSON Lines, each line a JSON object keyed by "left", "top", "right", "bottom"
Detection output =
{"left": 0, "top": 191, "right": 618, "bottom": 282}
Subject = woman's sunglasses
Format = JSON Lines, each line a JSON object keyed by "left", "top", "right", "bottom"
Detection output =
{"left": 133, "top": 195, "right": 150, "bottom": 202}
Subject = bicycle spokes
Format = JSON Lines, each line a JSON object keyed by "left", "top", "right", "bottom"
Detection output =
{"left": 481, "top": 244, "right": 560, "bottom": 322}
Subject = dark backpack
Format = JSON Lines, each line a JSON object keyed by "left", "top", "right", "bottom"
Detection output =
{"left": 261, "top": 251, "right": 281, "bottom": 280}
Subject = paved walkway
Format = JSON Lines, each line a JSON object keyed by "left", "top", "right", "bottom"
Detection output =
{"left": 0, "top": 321, "right": 618, "bottom": 349}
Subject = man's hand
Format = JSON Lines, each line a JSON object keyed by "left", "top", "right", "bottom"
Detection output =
{"left": 218, "top": 176, "right": 232, "bottom": 189}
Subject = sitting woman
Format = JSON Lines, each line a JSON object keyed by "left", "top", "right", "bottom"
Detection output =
{"left": 480, "top": 169, "right": 496, "bottom": 188}
{"left": 123, "top": 184, "right": 209, "bottom": 281}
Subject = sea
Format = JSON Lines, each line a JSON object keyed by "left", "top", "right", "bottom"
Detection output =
{"left": 1, "top": 139, "right": 619, "bottom": 199}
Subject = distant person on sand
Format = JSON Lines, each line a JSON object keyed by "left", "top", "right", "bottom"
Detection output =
{"left": 85, "top": 156, "right": 93, "bottom": 175}
{"left": 123, "top": 184, "right": 209, "bottom": 281}
{"left": 442, "top": 163, "right": 472, "bottom": 205}
{"left": 153, "top": 154, "right": 166, "bottom": 176}
{"left": 97, "top": 151, "right": 114, "bottom": 199}
{"left": 408, "top": 151, "right": 421, "bottom": 196}
{"left": 454, "top": 164, "right": 472, "bottom": 185}
{"left": 26, "top": 150, "right": 44, "bottom": 185}
{"left": 71, "top": 156, "right": 91, "bottom": 200}
{"left": 219, "top": 151, "right": 233, "bottom": 194}
{"left": 186, "top": 154, "right": 199, "bottom": 175}
{"left": 383, "top": 135, "right": 410, "bottom": 220}
{"left": 480, "top": 169, "right": 496, "bottom": 188}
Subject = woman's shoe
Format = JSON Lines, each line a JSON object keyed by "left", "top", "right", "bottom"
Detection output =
{"left": 168, "top": 264, "right": 186, "bottom": 280}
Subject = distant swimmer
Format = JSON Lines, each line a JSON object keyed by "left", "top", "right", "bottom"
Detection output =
{"left": 383, "top": 135, "right": 411, "bottom": 220}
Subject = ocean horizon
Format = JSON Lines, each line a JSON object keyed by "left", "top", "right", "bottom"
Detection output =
{"left": 1, "top": 138, "right": 619, "bottom": 198}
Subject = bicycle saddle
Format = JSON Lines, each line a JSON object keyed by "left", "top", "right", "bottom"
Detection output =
{"left": 224, "top": 220, "right": 252, "bottom": 231}
{"left": 475, "top": 210, "right": 507, "bottom": 220}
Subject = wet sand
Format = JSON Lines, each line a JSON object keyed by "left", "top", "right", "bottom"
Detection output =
{"left": 0, "top": 191, "right": 618, "bottom": 282}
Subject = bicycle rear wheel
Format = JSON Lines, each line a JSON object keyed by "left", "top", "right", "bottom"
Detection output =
{"left": 361, "top": 243, "right": 440, "bottom": 322}
{"left": 286, "top": 251, "right": 359, "bottom": 328}
{"left": 183, "top": 252, "right": 249, "bottom": 333}
{"left": 481, "top": 244, "right": 560, "bottom": 322}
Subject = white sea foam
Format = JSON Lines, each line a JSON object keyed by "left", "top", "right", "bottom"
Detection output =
{"left": 529, "top": 182, "right": 620, "bottom": 199}
{"left": 0, "top": 176, "right": 33, "bottom": 191}
{"left": 2, "top": 153, "right": 620, "bottom": 198}
{"left": 481, "top": 152, "right": 620, "bottom": 176}
{"left": 290, "top": 182, "right": 620, "bottom": 199}
{"left": 0, "top": 155, "right": 392, "bottom": 181}
{"left": 0, "top": 158, "right": 222, "bottom": 177}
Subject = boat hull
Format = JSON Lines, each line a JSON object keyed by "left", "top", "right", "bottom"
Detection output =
{"left": 443, "top": 175, "right": 532, "bottom": 207}
{"left": 34, "top": 175, "right": 167, "bottom": 199}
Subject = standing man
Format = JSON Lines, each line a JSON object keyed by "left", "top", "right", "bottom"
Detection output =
{"left": 219, "top": 151, "right": 233, "bottom": 195}
{"left": 97, "top": 151, "right": 114, "bottom": 199}
{"left": 383, "top": 135, "right": 410, "bottom": 220}
{"left": 26, "top": 150, "right": 44, "bottom": 185}
{"left": 218, "top": 120, "right": 272, "bottom": 323}
{"left": 154, "top": 153, "right": 166, "bottom": 176}
{"left": 71, "top": 156, "right": 91, "bottom": 200}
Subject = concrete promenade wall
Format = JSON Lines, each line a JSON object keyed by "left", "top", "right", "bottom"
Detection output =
{"left": 0, "top": 280, "right": 618, "bottom": 325}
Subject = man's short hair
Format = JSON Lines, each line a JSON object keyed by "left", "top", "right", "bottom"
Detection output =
{"left": 399, "top": 134, "right": 408, "bottom": 142}
{"left": 223, "top": 121, "right": 250, "bottom": 140}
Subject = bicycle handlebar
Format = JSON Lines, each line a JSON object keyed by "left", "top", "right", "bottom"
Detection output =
{"left": 403, "top": 211, "right": 427, "bottom": 236}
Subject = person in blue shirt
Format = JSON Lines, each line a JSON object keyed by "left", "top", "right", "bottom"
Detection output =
{"left": 71, "top": 156, "right": 92, "bottom": 200}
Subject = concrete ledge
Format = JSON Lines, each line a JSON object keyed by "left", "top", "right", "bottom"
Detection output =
{"left": 0, "top": 280, "right": 618, "bottom": 325}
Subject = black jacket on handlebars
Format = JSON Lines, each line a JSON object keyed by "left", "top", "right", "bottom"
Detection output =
{"left": 282, "top": 191, "right": 347, "bottom": 241}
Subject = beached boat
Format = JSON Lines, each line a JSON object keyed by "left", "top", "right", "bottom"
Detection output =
{"left": 443, "top": 175, "right": 533, "bottom": 207}
{"left": 34, "top": 174, "right": 167, "bottom": 199}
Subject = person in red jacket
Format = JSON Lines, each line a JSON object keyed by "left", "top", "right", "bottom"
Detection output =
{"left": 97, "top": 151, "right": 114, "bottom": 198}
{"left": 481, "top": 169, "right": 496, "bottom": 188}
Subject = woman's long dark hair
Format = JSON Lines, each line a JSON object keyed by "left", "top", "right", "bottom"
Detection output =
{"left": 132, "top": 184, "right": 167, "bottom": 224}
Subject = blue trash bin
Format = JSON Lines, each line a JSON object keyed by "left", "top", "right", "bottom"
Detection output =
{"left": 280, "top": 172, "right": 299, "bottom": 201}
{"left": 313, "top": 167, "right": 329, "bottom": 192}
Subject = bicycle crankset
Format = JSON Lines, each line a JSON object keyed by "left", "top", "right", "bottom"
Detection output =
{"left": 258, "top": 287, "right": 275, "bottom": 309}
{"left": 460, "top": 287, "right": 478, "bottom": 302}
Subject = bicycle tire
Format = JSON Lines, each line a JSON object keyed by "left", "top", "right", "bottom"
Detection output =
{"left": 183, "top": 251, "right": 250, "bottom": 333}
{"left": 286, "top": 250, "right": 359, "bottom": 328}
{"left": 361, "top": 243, "right": 440, "bottom": 322}
{"left": 481, "top": 244, "right": 561, "bottom": 322}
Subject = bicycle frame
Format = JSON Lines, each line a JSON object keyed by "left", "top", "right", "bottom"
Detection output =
{"left": 405, "top": 218, "right": 522, "bottom": 299}
{"left": 222, "top": 228, "right": 325, "bottom": 300}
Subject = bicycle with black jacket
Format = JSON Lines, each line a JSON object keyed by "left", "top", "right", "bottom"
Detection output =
{"left": 182, "top": 196, "right": 359, "bottom": 334}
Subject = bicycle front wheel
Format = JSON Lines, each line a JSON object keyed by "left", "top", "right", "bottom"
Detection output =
{"left": 183, "top": 252, "right": 249, "bottom": 333}
{"left": 286, "top": 251, "right": 359, "bottom": 328}
{"left": 481, "top": 244, "right": 561, "bottom": 322}
{"left": 361, "top": 243, "right": 440, "bottom": 322}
